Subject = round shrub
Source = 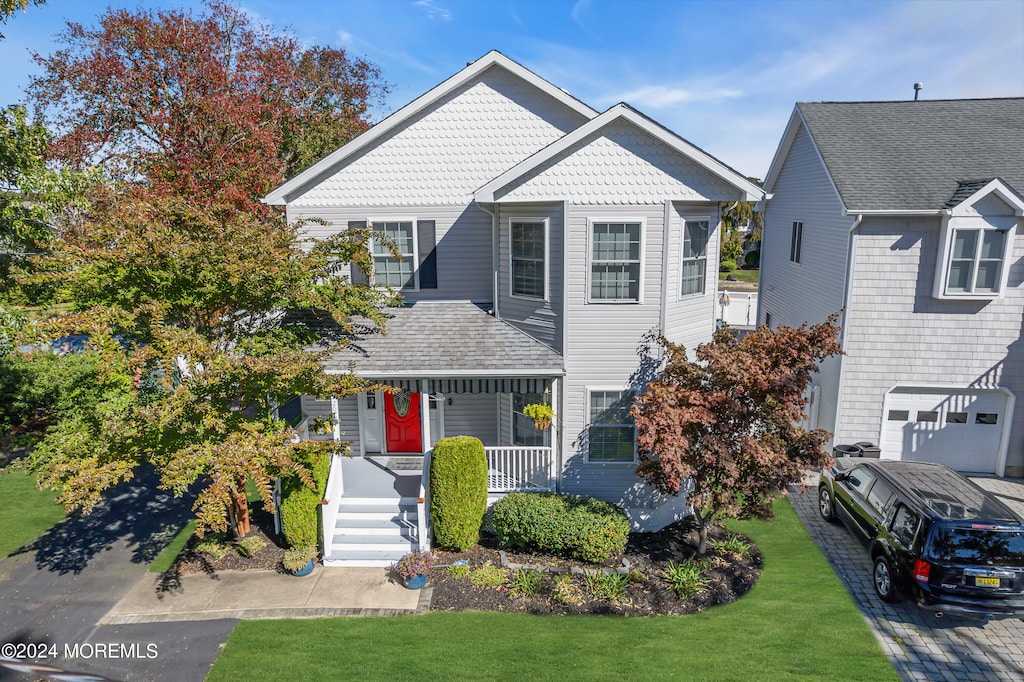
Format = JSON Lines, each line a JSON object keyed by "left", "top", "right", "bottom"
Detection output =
{"left": 430, "top": 435, "right": 488, "bottom": 551}
{"left": 492, "top": 492, "right": 629, "bottom": 563}
{"left": 744, "top": 249, "right": 760, "bottom": 268}
{"left": 719, "top": 258, "right": 737, "bottom": 273}
{"left": 280, "top": 450, "right": 330, "bottom": 550}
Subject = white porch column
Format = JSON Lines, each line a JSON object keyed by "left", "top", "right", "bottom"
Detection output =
{"left": 550, "top": 377, "right": 560, "bottom": 491}
{"left": 330, "top": 397, "right": 341, "bottom": 441}
{"left": 420, "top": 380, "right": 431, "bottom": 453}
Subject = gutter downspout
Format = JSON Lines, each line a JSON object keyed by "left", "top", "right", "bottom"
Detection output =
{"left": 831, "top": 213, "right": 862, "bottom": 446}
{"left": 479, "top": 202, "right": 499, "bottom": 318}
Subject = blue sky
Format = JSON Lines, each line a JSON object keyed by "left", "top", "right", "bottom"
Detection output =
{"left": 1, "top": 0, "right": 1022, "bottom": 178}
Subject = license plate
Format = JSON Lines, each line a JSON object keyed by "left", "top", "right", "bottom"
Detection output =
{"left": 975, "top": 576, "right": 1001, "bottom": 588}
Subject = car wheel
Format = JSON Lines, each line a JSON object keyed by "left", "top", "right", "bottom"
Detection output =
{"left": 873, "top": 556, "right": 900, "bottom": 603}
{"left": 818, "top": 485, "right": 836, "bottom": 522}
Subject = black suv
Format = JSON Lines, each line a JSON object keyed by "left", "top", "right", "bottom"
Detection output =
{"left": 818, "top": 459, "right": 1024, "bottom": 619}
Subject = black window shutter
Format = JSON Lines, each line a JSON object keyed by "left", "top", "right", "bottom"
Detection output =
{"left": 349, "top": 220, "right": 369, "bottom": 285}
{"left": 417, "top": 220, "right": 437, "bottom": 289}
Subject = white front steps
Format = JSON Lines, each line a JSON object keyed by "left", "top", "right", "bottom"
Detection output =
{"left": 324, "top": 497, "right": 420, "bottom": 567}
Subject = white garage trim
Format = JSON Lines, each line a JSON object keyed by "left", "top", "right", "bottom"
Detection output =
{"left": 879, "top": 384, "right": 1015, "bottom": 477}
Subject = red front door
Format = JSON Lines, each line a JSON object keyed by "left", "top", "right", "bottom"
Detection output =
{"left": 385, "top": 391, "right": 422, "bottom": 453}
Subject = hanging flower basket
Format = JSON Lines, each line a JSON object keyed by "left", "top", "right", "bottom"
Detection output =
{"left": 523, "top": 402, "right": 554, "bottom": 430}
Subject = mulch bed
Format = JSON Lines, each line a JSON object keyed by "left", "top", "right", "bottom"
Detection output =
{"left": 428, "top": 519, "right": 762, "bottom": 616}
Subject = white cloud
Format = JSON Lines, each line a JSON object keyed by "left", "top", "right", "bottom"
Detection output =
{"left": 612, "top": 85, "right": 743, "bottom": 108}
{"left": 336, "top": 28, "right": 353, "bottom": 45}
{"left": 414, "top": 0, "right": 452, "bottom": 21}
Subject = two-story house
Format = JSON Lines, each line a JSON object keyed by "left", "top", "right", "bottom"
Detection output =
{"left": 263, "top": 51, "right": 762, "bottom": 565}
{"left": 758, "top": 98, "right": 1024, "bottom": 478}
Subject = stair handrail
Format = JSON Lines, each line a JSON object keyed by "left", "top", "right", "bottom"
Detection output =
{"left": 320, "top": 450, "right": 345, "bottom": 560}
{"left": 417, "top": 448, "right": 432, "bottom": 551}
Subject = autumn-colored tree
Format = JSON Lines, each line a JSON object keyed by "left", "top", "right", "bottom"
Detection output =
{"left": 16, "top": 193, "right": 399, "bottom": 537}
{"left": 631, "top": 315, "right": 843, "bottom": 554}
{"left": 28, "top": 0, "right": 387, "bottom": 209}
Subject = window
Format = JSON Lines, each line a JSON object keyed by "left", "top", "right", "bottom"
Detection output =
{"left": 976, "top": 413, "right": 999, "bottom": 425}
{"left": 946, "top": 229, "right": 1006, "bottom": 294}
{"left": 790, "top": 221, "right": 803, "bottom": 264}
{"left": 512, "top": 393, "right": 547, "bottom": 446}
{"left": 588, "top": 390, "right": 635, "bottom": 461}
{"left": 590, "top": 221, "right": 642, "bottom": 301}
{"left": 681, "top": 219, "right": 709, "bottom": 296}
{"left": 916, "top": 411, "right": 939, "bottom": 423}
{"left": 946, "top": 412, "right": 968, "bottom": 424}
{"left": 888, "top": 410, "right": 910, "bottom": 421}
{"left": 511, "top": 221, "right": 546, "bottom": 299}
{"left": 866, "top": 480, "right": 896, "bottom": 515}
{"left": 890, "top": 505, "right": 919, "bottom": 547}
{"left": 847, "top": 467, "right": 876, "bottom": 498}
{"left": 370, "top": 220, "right": 417, "bottom": 288}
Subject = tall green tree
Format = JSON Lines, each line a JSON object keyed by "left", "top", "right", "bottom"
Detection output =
{"left": 630, "top": 315, "right": 842, "bottom": 554}
{"left": 719, "top": 177, "right": 763, "bottom": 266}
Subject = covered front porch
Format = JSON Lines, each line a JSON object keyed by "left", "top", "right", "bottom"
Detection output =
{"left": 312, "top": 301, "right": 565, "bottom": 565}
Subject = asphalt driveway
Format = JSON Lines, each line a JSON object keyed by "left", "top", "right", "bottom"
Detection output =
{"left": 0, "top": 469, "right": 236, "bottom": 681}
{"left": 790, "top": 472, "right": 1024, "bottom": 681}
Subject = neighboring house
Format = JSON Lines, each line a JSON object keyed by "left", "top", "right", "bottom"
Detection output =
{"left": 264, "top": 51, "right": 762, "bottom": 565}
{"left": 758, "top": 98, "right": 1024, "bottom": 477}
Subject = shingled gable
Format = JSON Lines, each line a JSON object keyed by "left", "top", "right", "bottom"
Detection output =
{"left": 474, "top": 103, "right": 763, "bottom": 204}
{"left": 262, "top": 50, "right": 599, "bottom": 206}
{"left": 763, "top": 98, "right": 1024, "bottom": 213}
{"left": 321, "top": 301, "right": 564, "bottom": 377}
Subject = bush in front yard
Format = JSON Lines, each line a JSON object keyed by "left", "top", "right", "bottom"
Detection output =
{"left": 719, "top": 258, "right": 737, "bottom": 272}
{"left": 492, "top": 492, "right": 629, "bottom": 563}
{"left": 430, "top": 436, "right": 488, "bottom": 551}
{"left": 280, "top": 450, "right": 330, "bottom": 550}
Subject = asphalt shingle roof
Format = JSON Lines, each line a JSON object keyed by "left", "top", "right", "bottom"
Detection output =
{"left": 320, "top": 301, "right": 564, "bottom": 376}
{"left": 797, "top": 98, "right": 1024, "bottom": 211}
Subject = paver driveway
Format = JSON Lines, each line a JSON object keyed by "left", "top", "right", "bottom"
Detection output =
{"left": 790, "top": 472, "right": 1024, "bottom": 682}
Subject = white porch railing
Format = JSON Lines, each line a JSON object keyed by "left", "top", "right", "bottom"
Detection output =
{"left": 485, "top": 446, "right": 555, "bottom": 492}
{"left": 417, "top": 448, "right": 432, "bottom": 551}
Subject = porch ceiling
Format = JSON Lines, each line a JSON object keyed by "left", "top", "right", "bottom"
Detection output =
{"left": 319, "top": 301, "right": 564, "bottom": 377}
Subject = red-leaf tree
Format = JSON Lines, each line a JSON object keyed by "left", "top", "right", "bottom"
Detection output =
{"left": 27, "top": 0, "right": 387, "bottom": 209}
{"left": 631, "top": 315, "right": 843, "bottom": 554}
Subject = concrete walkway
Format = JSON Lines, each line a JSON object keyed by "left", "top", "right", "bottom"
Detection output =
{"left": 102, "top": 565, "right": 428, "bottom": 624}
{"left": 790, "top": 472, "right": 1024, "bottom": 682}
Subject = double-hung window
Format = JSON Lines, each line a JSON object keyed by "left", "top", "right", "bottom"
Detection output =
{"left": 511, "top": 220, "right": 546, "bottom": 299}
{"left": 370, "top": 220, "right": 417, "bottom": 289}
{"left": 681, "top": 219, "right": 709, "bottom": 296}
{"left": 590, "top": 221, "right": 642, "bottom": 302}
{"left": 790, "top": 221, "right": 803, "bottom": 264}
{"left": 946, "top": 228, "right": 1006, "bottom": 295}
{"left": 588, "top": 390, "right": 635, "bottom": 462}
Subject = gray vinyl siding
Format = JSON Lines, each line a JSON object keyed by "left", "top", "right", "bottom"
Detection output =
{"left": 287, "top": 204, "right": 493, "bottom": 302}
{"left": 443, "top": 392, "right": 499, "bottom": 446}
{"left": 561, "top": 204, "right": 665, "bottom": 507}
{"left": 838, "top": 215, "right": 1024, "bottom": 474}
{"left": 662, "top": 201, "right": 721, "bottom": 353}
{"left": 336, "top": 395, "right": 360, "bottom": 444}
{"left": 496, "top": 203, "right": 564, "bottom": 352}
{"left": 759, "top": 121, "right": 854, "bottom": 438}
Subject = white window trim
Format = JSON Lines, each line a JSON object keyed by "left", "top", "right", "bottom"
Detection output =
{"left": 508, "top": 217, "right": 549, "bottom": 302}
{"left": 679, "top": 216, "right": 711, "bottom": 299}
{"left": 586, "top": 217, "right": 645, "bottom": 304}
{"left": 584, "top": 386, "right": 637, "bottom": 464}
{"left": 933, "top": 214, "right": 1015, "bottom": 300}
{"left": 789, "top": 221, "right": 803, "bottom": 265}
{"left": 368, "top": 216, "right": 420, "bottom": 291}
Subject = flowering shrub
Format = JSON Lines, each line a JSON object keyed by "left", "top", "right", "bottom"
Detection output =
{"left": 394, "top": 549, "right": 436, "bottom": 579}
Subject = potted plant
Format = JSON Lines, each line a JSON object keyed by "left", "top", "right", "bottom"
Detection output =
{"left": 522, "top": 402, "right": 554, "bottom": 430}
{"left": 393, "top": 549, "right": 436, "bottom": 589}
{"left": 283, "top": 546, "right": 316, "bottom": 576}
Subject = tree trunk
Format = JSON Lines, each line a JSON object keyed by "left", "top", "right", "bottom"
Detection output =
{"left": 694, "top": 507, "right": 709, "bottom": 556}
{"left": 231, "top": 479, "right": 251, "bottom": 538}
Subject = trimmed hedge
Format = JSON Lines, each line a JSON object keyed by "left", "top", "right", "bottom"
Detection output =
{"left": 430, "top": 436, "right": 488, "bottom": 551}
{"left": 280, "top": 451, "right": 330, "bottom": 550}
{"left": 719, "top": 258, "right": 737, "bottom": 272}
{"left": 492, "top": 492, "right": 630, "bottom": 563}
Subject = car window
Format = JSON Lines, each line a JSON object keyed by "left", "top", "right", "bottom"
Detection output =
{"left": 927, "top": 526, "right": 1024, "bottom": 566}
{"left": 847, "top": 467, "right": 876, "bottom": 498}
{"left": 890, "top": 505, "right": 919, "bottom": 547}
{"left": 866, "top": 479, "right": 896, "bottom": 515}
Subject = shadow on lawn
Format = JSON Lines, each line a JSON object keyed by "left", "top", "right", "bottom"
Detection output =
{"left": 20, "top": 465, "right": 194, "bottom": 575}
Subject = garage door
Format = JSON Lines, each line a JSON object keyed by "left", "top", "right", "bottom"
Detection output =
{"left": 880, "top": 388, "right": 1007, "bottom": 474}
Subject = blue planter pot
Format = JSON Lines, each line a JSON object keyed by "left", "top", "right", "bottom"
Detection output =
{"left": 292, "top": 558, "right": 315, "bottom": 577}
{"left": 405, "top": 574, "right": 427, "bottom": 590}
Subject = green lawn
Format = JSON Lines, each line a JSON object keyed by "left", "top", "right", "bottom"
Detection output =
{"left": 0, "top": 468, "right": 66, "bottom": 558}
{"left": 208, "top": 499, "right": 896, "bottom": 681}
{"left": 719, "top": 267, "right": 759, "bottom": 283}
